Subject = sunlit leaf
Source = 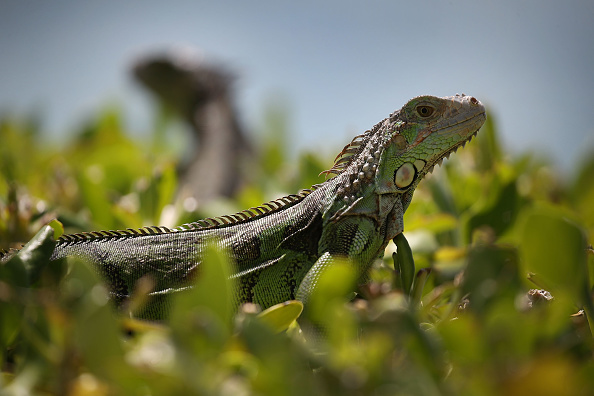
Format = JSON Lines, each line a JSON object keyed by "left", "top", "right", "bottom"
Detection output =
{"left": 257, "top": 300, "right": 303, "bottom": 333}
{"left": 8, "top": 225, "right": 56, "bottom": 285}
{"left": 48, "top": 219, "right": 64, "bottom": 240}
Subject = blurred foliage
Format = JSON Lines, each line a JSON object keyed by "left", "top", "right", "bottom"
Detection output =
{"left": 1, "top": 104, "right": 594, "bottom": 395}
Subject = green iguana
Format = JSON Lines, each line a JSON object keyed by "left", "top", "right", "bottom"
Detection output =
{"left": 1, "top": 94, "right": 486, "bottom": 318}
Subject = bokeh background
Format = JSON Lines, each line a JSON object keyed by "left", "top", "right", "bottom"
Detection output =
{"left": 1, "top": 1, "right": 593, "bottom": 171}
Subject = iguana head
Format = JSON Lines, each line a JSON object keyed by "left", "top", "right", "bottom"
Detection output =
{"left": 376, "top": 94, "right": 486, "bottom": 193}
{"left": 330, "top": 94, "right": 486, "bottom": 205}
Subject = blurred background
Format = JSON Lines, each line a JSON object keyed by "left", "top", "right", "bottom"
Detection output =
{"left": 1, "top": 0, "right": 593, "bottom": 172}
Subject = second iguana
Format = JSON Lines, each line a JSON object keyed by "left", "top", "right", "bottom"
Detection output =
{"left": 1, "top": 94, "right": 486, "bottom": 318}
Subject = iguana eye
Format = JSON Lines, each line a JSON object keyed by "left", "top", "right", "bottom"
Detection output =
{"left": 416, "top": 105, "right": 434, "bottom": 117}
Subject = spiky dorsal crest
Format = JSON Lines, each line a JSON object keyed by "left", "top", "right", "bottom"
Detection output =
{"left": 319, "top": 108, "right": 398, "bottom": 179}
{"left": 55, "top": 188, "right": 318, "bottom": 245}
{"left": 319, "top": 132, "right": 371, "bottom": 178}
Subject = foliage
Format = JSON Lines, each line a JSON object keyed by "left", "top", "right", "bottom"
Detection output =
{"left": 1, "top": 106, "right": 594, "bottom": 395}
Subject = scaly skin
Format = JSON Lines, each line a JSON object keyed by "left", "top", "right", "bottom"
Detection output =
{"left": 1, "top": 94, "right": 486, "bottom": 318}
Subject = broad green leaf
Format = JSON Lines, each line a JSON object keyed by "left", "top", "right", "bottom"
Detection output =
{"left": 9, "top": 225, "right": 56, "bottom": 285}
{"left": 519, "top": 207, "right": 588, "bottom": 303}
{"left": 393, "top": 233, "right": 415, "bottom": 295}
{"left": 309, "top": 259, "right": 356, "bottom": 316}
{"left": 0, "top": 226, "right": 58, "bottom": 358}
{"left": 0, "top": 300, "right": 22, "bottom": 353}
{"left": 0, "top": 254, "right": 28, "bottom": 287}
{"left": 438, "top": 315, "right": 485, "bottom": 365}
{"left": 427, "top": 176, "right": 458, "bottom": 216}
{"left": 461, "top": 244, "right": 521, "bottom": 314}
{"left": 307, "top": 259, "right": 357, "bottom": 348}
{"left": 169, "top": 241, "right": 235, "bottom": 350}
{"left": 63, "top": 257, "right": 130, "bottom": 384}
{"left": 257, "top": 300, "right": 303, "bottom": 333}
{"left": 77, "top": 167, "right": 116, "bottom": 230}
{"left": 236, "top": 314, "right": 319, "bottom": 395}
{"left": 410, "top": 268, "right": 431, "bottom": 305}
{"left": 48, "top": 219, "right": 64, "bottom": 240}
{"left": 463, "top": 179, "right": 525, "bottom": 243}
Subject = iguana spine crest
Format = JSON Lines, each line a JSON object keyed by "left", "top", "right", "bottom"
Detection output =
{"left": 56, "top": 188, "right": 319, "bottom": 245}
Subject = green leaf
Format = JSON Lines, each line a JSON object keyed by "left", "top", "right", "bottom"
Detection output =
{"left": 463, "top": 179, "right": 525, "bottom": 243}
{"left": 438, "top": 315, "right": 485, "bottom": 365}
{"left": 427, "top": 176, "right": 458, "bottom": 216}
{"left": 394, "top": 233, "right": 415, "bottom": 295}
{"left": 410, "top": 268, "right": 431, "bottom": 306}
{"left": 257, "top": 300, "right": 303, "bottom": 333}
{"left": 63, "top": 257, "right": 129, "bottom": 383}
{"left": 0, "top": 254, "right": 28, "bottom": 287}
{"left": 7, "top": 225, "right": 56, "bottom": 286}
{"left": 519, "top": 207, "right": 588, "bottom": 303}
{"left": 306, "top": 259, "right": 357, "bottom": 347}
{"left": 169, "top": 241, "right": 235, "bottom": 347}
{"left": 77, "top": 167, "right": 116, "bottom": 230}
{"left": 461, "top": 244, "right": 521, "bottom": 314}
{"left": 48, "top": 219, "right": 64, "bottom": 240}
{"left": 0, "top": 299, "right": 23, "bottom": 353}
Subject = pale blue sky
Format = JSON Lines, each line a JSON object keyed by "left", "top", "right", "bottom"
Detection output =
{"left": 1, "top": 1, "right": 593, "bottom": 172}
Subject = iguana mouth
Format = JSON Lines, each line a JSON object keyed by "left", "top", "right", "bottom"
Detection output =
{"left": 424, "top": 111, "right": 486, "bottom": 175}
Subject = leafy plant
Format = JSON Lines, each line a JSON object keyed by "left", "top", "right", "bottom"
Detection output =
{"left": 1, "top": 105, "right": 593, "bottom": 395}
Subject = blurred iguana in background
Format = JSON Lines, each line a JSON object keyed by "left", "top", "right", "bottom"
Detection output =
{"left": 132, "top": 48, "right": 253, "bottom": 203}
